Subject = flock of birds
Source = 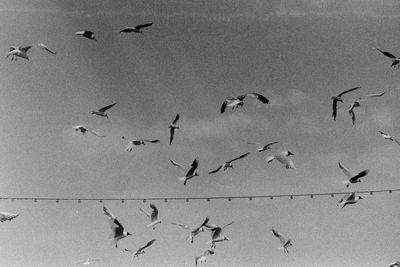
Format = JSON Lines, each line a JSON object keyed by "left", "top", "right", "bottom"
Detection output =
{"left": 2, "top": 17, "right": 400, "bottom": 267}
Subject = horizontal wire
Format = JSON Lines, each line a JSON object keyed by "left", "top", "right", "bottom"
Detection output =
{"left": 0, "top": 188, "right": 399, "bottom": 203}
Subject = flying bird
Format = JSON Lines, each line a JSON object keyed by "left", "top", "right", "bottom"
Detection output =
{"left": 75, "top": 30, "right": 97, "bottom": 41}
{"left": 348, "top": 92, "right": 385, "bottom": 125}
{"left": 103, "top": 205, "right": 132, "bottom": 248}
{"left": 331, "top": 86, "right": 361, "bottom": 120}
{"left": 121, "top": 136, "right": 160, "bottom": 152}
{"left": 91, "top": 103, "right": 116, "bottom": 118}
{"left": 73, "top": 125, "right": 105, "bottom": 138}
{"left": 389, "top": 261, "right": 400, "bottom": 267}
{"left": 139, "top": 203, "right": 161, "bottom": 230}
{"left": 375, "top": 47, "right": 400, "bottom": 68}
{"left": 338, "top": 161, "right": 369, "bottom": 187}
{"left": 195, "top": 250, "right": 215, "bottom": 266}
{"left": 272, "top": 228, "right": 292, "bottom": 253}
{"left": 266, "top": 151, "right": 296, "bottom": 169}
{"left": 378, "top": 131, "right": 400, "bottom": 146}
{"left": 248, "top": 141, "right": 279, "bottom": 152}
{"left": 168, "top": 114, "right": 180, "bottom": 145}
{"left": 124, "top": 239, "right": 156, "bottom": 258}
{"left": 74, "top": 258, "right": 101, "bottom": 266}
{"left": 0, "top": 211, "right": 19, "bottom": 222}
{"left": 208, "top": 152, "right": 250, "bottom": 174}
{"left": 170, "top": 158, "right": 199, "bottom": 185}
{"left": 205, "top": 221, "right": 233, "bottom": 248}
{"left": 37, "top": 43, "right": 56, "bottom": 55}
{"left": 120, "top": 23, "right": 153, "bottom": 33}
{"left": 220, "top": 93, "right": 269, "bottom": 113}
{"left": 337, "top": 192, "right": 363, "bottom": 208}
{"left": 6, "top": 46, "right": 32, "bottom": 61}
{"left": 170, "top": 216, "right": 209, "bottom": 243}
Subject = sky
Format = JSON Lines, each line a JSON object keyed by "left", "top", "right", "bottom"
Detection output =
{"left": 1, "top": 0, "right": 400, "bottom": 266}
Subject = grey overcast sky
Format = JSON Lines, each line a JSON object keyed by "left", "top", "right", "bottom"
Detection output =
{"left": 1, "top": 1, "right": 400, "bottom": 266}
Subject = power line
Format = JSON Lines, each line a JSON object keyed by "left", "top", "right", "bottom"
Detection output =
{"left": 1, "top": 188, "right": 399, "bottom": 203}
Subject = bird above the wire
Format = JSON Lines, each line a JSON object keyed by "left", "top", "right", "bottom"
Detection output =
{"left": 375, "top": 47, "right": 400, "bottom": 68}
{"left": 0, "top": 211, "right": 19, "bottom": 223}
{"left": 73, "top": 125, "right": 105, "bottom": 138}
{"left": 168, "top": 114, "right": 180, "bottom": 145}
{"left": 195, "top": 250, "right": 215, "bottom": 266}
{"left": 138, "top": 203, "right": 161, "bottom": 230}
{"left": 120, "top": 23, "right": 153, "bottom": 33}
{"left": 124, "top": 239, "right": 156, "bottom": 258}
{"left": 337, "top": 192, "right": 363, "bottom": 209}
{"left": 91, "top": 103, "right": 116, "bottom": 118}
{"left": 37, "top": 43, "right": 56, "bottom": 55}
{"left": 170, "top": 216, "right": 209, "bottom": 243}
{"left": 337, "top": 161, "right": 369, "bottom": 188}
{"left": 331, "top": 86, "right": 361, "bottom": 121}
{"left": 220, "top": 93, "right": 269, "bottom": 113}
{"left": 75, "top": 30, "right": 97, "bottom": 41}
{"left": 208, "top": 152, "right": 250, "bottom": 174}
{"left": 121, "top": 136, "right": 160, "bottom": 152}
{"left": 248, "top": 141, "right": 279, "bottom": 152}
{"left": 205, "top": 221, "right": 234, "bottom": 249}
{"left": 378, "top": 131, "right": 400, "bottom": 146}
{"left": 6, "top": 46, "right": 32, "bottom": 61}
{"left": 170, "top": 158, "right": 199, "bottom": 185}
{"left": 103, "top": 205, "right": 132, "bottom": 248}
{"left": 272, "top": 228, "right": 292, "bottom": 254}
{"left": 348, "top": 92, "right": 385, "bottom": 125}
{"left": 266, "top": 151, "right": 296, "bottom": 169}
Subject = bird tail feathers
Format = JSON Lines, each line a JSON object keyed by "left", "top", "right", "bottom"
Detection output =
{"left": 265, "top": 155, "right": 275, "bottom": 163}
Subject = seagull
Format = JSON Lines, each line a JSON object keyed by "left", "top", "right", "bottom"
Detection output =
{"left": 247, "top": 141, "right": 279, "bottom": 152}
{"left": 331, "top": 86, "right": 361, "bottom": 121}
{"left": 139, "top": 203, "right": 161, "bottom": 230}
{"left": 91, "top": 103, "right": 116, "bottom": 118}
{"left": 124, "top": 239, "right": 156, "bottom": 258}
{"left": 73, "top": 125, "right": 105, "bottom": 138}
{"left": 266, "top": 151, "right": 296, "bottom": 169}
{"left": 208, "top": 152, "right": 250, "bottom": 174}
{"left": 75, "top": 31, "right": 97, "bottom": 41}
{"left": 389, "top": 261, "right": 400, "bottom": 267}
{"left": 272, "top": 228, "right": 292, "bottom": 253}
{"left": 337, "top": 192, "right": 363, "bottom": 208}
{"left": 205, "top": 221, "right": 234, "bottom": 248}
{"left": 195, "top": 250, "right": 215, "bottom": 266}
{"left": 338, "top": 161, "right": 369, "bottom": 188}
{"left": 170, "top": 216, "right": 209, "bottom": 243}
{"left": 37, "top": 43, "right": 56, "bottom": 55}
{"left": 375, "top": 47, "right": 400, "bottom": 68}
{"left": 121, "top": 136, "right": 160, "bottom": 152}
{"left": 6, "top": 46, "right": 32, "bottom": 61}
{"left": 0, "top": 211, "right": 19, "bottom": 222}
{"left": 168, "top": 114, "right": 180, "bottom": 145}
{"left": 378, "top": 131, "right": 400, "bottom": 146}
{"left": 348, "top": 92, "right": 385, "bottom": 125}
{"left": 220, "top": 93, "right": 269, "bottom": 113}
{"left": 120, "top": 23, "right": 153, "bottom": 33}
{"left": 74, "top": 258, "right": 101, "bottom": 266}
{"left": 103, "top": 205, "right": 131, "bottom": 248}
{"left": 170, "top": 158, "right": 199, "bottom": 185}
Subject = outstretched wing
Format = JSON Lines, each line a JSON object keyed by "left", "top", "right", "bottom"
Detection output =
{"left": 169, "top": 127, "right": 175, "bottom": 145}
{"left": 264, "top": 141, "right": 279, "bottom": 149}
{"left": 227, "top": 152, "right": 250, "bottom": 164}
{"left": 220, "top": 100, "right": 228, "bottom": 114}
{"left": 144, "top": 139, "right": 160, "bottom": 143}
{"left": 38, "top": 43, "right": 56, "bottom": 54}
{"left": 337, "top": 162, "right": 352, "bottom": 178}
{"left": 375, "top": 47, "right": 396, "bottom": 59}
{"left": 332, "top": 99, "right": 338, "bottom": 120}
{"left": 208, "top": 165, "right": 223, "bottom": 174}
{"left": 139, "top": 239, "right": 156, "bottom": 251}
{"left": 170, "top": 222, "right": 191, "bottom": 230}
{"left": 272, "top": 228, "right": 287, "bottom": 245}
{"left": 348, "top": 108, "right": 356, "bottom": 125}
{"left": 221, "top": 221, "right": 234, "bottom": 230}
{"left": 187, "top": 157, "right": 199, "bottom": 176}
{"left": 337, "top": 86, "right": 361, "bottom": 97}
{"left": 172, "top": 114, "right": 180, "bottom": 124}
{"left": 88, "top": 129, "right": 105, "bottom": 138}
{"left": 136, "top": 22, "right": 153, "bottom": 30}
{"left": 150, "top": 204, "right": 158, "bottom": 221}
{"left": 98, "top": 103, "right": 117, "bottom": 113}
{"left": 246, "top": 93, "right": 270, "bottom": 104}
{"left": 170, "top": 159, "right": 186, "bottom": 171}
{"left": 349, "top": 170, "right": 369, "bottom": 183}
{"left": 139, "top": 206, "right": 151, "bottom": 218}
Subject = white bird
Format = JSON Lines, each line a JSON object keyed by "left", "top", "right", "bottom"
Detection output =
{"left": 208, "top": 152, "right": 250, "bottom": 174}
{"left": 124, "top": 239, "right": 156, "bottom": 258}
{"left": 266, "top": 151, "right": 296, "bottom": 169}
{"left": 139, "top": 203, "right": 161, "bottom": 230}
{"left": 75, "top": 30, "right": 97, "bottom": 41}
{"left": 389, "top": 261, "right": 400, "bottom": 267}
{"left": 205, "top": 221, "right": 233, "bottom": 248}
{"left": 378, "top": 131, "right": 400, "bottom": 146}
{"left": 170, "top": 158, "right": 199, "bottom": 185}
{"left": 348, "top": 92, "right": 385, "bottom": 125}
{"left": 91, "top": 103, "right": 116, "bottom": 118}
{"left": 168, "top": 114, "right": 180, "bottom": 145}
{"left": 6, "top": 46, "right": 32, "bottom": 61}
{"left": 195, "top": 250, "right": 215, "bottom": 266}
{"left": 220, "top": 93, "right": 269, "bottom": 113}
{"left": 337, "top": 192, "right": 363, "bottom": 209}
{"left": 375, "top": 47, "right": 400, "bottom": 68}
{"left": 0, "top": 211, "right": 19, "bottom": 222}
{"left": 121, "top": 136, "right": 160, "bottom": 152}
{"left": 74, "top": 258, "right": 101, "bottom": 266}
{"left": 73, "top": 125, "right": 105, "bottom": 138}
{"left": 331, "top": 86, "right": 361, "bottom": 121}
{"left": 170, "top": 216, "right": 209, "bottom": 243}
{"left": 37, "top": 43, "right": 56, "bottom": 55}
{"left": 337, "top": 161, "right": 369, "bottom": 188}
{"left": 103, "top": 205, "right": 132, "bottom": 248}
{"left": 248, "top": 141, "right": 279, "bottom": 152}
{"left": 120, "top": 23, "right": 153, "bottom": 33}
{"left": 272, "top": 228, "right": 292, "bottom": 253}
